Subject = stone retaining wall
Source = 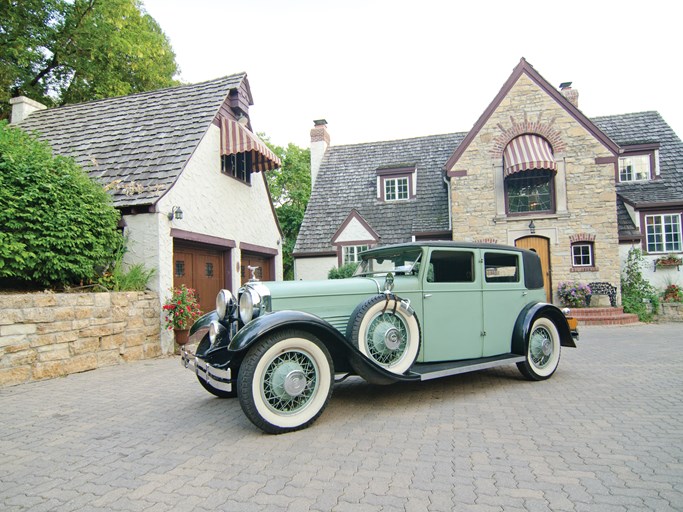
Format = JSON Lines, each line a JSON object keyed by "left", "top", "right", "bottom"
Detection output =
{"left": 660, "top": 302, "right": 683, "bottom": 322}
{"left": 0, "top": 291, "right": 161, "bottom": 387}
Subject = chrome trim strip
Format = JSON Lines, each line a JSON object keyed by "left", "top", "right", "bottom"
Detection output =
{"left": 418, "top": 355, "right": 526, "bottom": 381}
{"left": 182, "top": 346, "right": 232, "bottom": 392}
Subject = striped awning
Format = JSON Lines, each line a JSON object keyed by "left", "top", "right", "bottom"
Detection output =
{"left": 219, "top": 117, "right": 281, "bottom": 172}
{"left": 503, "top": 134, "right": 556, "bottom": 177}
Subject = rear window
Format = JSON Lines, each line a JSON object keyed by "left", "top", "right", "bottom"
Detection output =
{"left": 484, "top": 252, "right": 519, "bottom": 283}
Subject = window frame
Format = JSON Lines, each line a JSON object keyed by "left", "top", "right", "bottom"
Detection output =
{"left": 618, "top": 153, "right": 652, "bottom": 183}
{"left": 342, "top": 244, "right": 370, "bottom": 265}
{"left": 645, "top": 213, "right": 682, "bottom": 254}
{"left": 504, "top": 169, "right": 556, "bottom": 216}
{"left": 221, "top": 152, "right": 252, "bottom": 185}
{"left": 376, "top": 167, "right": 416, "bottom": 202}
{"left": 571, "top": 243, "right": 594, "bottom": 268}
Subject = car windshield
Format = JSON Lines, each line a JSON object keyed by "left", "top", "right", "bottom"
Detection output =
{"left": 353, "top": 249, "right": 422, "bottom": 277}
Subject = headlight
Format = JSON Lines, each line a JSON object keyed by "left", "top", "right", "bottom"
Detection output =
{"left": 209, "top": 320, "right": 226, "bottom": 345}
{"left": 216, "top": 289, "right": 235, "bottom": 321}
{"left": 239, "top": 287, "right": 259, "bottom": 324}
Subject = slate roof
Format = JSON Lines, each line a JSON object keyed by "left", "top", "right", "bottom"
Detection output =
{"left": 294, "top": 132, "right": 465, "bottom": 254}
{"left": 297, "top": 112, "right": 683, "bottom": 254}
{"left": 17, "top": 74, "right": 246, "bottom": 208}
{"left": 593, "top": 111, "right": 683, "bottom": 206}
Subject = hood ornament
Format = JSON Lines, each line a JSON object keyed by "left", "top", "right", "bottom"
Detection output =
{"left": 247, "top": 265, "right": 261, "bottom": 282}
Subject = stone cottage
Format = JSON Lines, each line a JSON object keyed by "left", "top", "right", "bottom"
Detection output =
{"left": 294, "top": 59, "right": 683, "bottom": 308}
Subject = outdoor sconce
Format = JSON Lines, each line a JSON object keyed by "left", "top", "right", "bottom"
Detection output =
{"left": 167, "top": 206, "right": 183, "bottom": 221}
{"left": 528, "top": 220, "right": 536, "bottom": 234}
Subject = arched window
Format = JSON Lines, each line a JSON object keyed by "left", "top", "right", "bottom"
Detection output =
{"left": 503, "top": 135, "right": 556, "bottom": 215}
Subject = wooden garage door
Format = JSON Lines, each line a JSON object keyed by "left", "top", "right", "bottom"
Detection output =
{"left": 173, "top": 243, "right": 226, "bottom": 315}
{"left": 240, "top": 252, "right": 273, "bottom": 285}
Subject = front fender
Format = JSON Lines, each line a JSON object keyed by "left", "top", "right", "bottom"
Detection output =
{"left": 228, "top": 310, "right": 418, "bottom": 383}
{"left": 512, "top": 302, "right": 576, "bottom": 355}
{"left": 190, "top": 310, "right": 218, "bottom": 335}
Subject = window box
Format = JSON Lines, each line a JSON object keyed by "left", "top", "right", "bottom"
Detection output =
{"left": 654, "top": 254, "right": 682, "bottom": 271}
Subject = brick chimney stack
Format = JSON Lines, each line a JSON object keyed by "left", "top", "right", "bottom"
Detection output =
{"left": 310, "top": 119, "right": 330, "bottom": 188}
{"left": 9, "top": 96, "right": 47, "bottom": 124}
{"left": 559, "top": 82, "right": 579, "bottom": 109}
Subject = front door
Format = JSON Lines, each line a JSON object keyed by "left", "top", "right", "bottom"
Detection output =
{"left": 173, "top": 242, "right": 226, "bottom": 314}
{"left": 515, "top": 236, "right": 552, "bottom": 302}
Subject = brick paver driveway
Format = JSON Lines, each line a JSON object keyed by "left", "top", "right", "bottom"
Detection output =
{"left": 1, "top": 324, "right": 681, "bottom": 511}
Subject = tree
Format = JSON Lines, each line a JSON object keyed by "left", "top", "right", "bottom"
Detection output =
{"left": 261, "top": 137, "right": 311, "bottom": 280}
{"left": 0, "top": 0, "right": 178, "bottom": 119}
{"left": 0, "top": 121, "right": 122, "bottom": 288}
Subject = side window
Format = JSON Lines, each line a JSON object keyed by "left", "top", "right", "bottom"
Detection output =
{"left": 484, "top": 252, "right": 519, "bottom": 283}
{"left": 426, "top": 251, "right": 475, "bottom": 283}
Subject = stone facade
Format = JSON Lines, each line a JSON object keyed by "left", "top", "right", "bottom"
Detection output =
{"left": 447, "top": 73, "right": 621, "bottom": 304}
{"left": 0, "top": 291, "right": 160, "bottom": 387}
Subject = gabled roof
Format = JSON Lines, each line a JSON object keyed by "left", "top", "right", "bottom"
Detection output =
{"left": 593, "top": 111, "right": 683, "bottom": 207}
{"left": 294, "top": 132, "right": 466, "bottom": 255}
{"left": 17, "top": 74, "right": 247, "bottom": 208}
{"left": 444, "top": 58, "right": 619, "bottom": 172}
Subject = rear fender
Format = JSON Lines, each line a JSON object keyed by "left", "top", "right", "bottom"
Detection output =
{"left": 512, "top": 302, "right": 576, "bottom": 355}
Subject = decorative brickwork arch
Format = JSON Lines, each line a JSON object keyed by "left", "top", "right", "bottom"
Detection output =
{"left": 490, "top": 113, "right": 567, "bottom": 158}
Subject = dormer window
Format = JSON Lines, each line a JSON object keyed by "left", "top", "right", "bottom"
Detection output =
{"left": 617, "top": 143, "right": 660, "bottom": 183}
{"left": 376, "top": 165, "right": 416, "bottom": 202}
{"left": 619, "top": 155, "right": 650, "bottom": 182}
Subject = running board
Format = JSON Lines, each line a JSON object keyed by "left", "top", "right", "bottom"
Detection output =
{"left": 409, "top": 354, "right": 526, "bottom": 381}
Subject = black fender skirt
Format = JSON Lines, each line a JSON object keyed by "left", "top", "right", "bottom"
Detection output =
{"left": 512, "top": 302, "right": 577, "bottom": 355}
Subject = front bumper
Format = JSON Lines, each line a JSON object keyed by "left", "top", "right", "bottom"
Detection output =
{"left": 181, "top": 345, "right": 233, "bottom": 393}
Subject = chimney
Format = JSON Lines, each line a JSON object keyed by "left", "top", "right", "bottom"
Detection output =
{"left": 559, "top": 82, "right": 579, "bottom": 109}
{"left": 310, "top": 119, "right": 330, "bottom": 188}
{"left": 9, "top": 96, "right": 47, "bottom": 124}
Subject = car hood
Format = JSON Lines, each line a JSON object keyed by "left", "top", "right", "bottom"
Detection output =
{"left": 263, "top": 277, "right": 383, "bottom": 302}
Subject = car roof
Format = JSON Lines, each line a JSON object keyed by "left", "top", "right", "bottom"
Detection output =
{"left": 361, "top": 241, "right": 532, "bottom": 255}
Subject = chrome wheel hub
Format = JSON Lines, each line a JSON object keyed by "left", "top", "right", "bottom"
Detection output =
{"left": 383, "top": 327, "right": 402, "bottom": 350}
{"left": 283, "top": 369, "right": 307, "bottom": 397}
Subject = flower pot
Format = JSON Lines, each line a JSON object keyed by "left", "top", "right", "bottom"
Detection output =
{"left": 174, "top": 329, "right": 190, "bottom": 346}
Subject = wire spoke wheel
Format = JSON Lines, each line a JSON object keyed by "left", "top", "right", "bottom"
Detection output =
{"left": 262, "top": 350, "right": 318, "bottom": 414}
{"left": 366, "top": 312, "right": 409, "bottom": 366}
{"left": 238, "top": 330, "right": 333, "bottom": 434}
{"left": 517, "top": 316, "right": 561, "bottom": 381}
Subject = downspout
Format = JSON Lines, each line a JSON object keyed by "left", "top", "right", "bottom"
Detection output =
{"left": 443, "top": 174, "right": 452, "bottom": 232}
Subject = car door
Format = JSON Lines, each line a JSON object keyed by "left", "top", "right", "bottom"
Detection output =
{"left": 420, "top": 248, "right": 484, "bottom": 362}
{"left": 481, "top": 250, "right": 529, "bottom": 356}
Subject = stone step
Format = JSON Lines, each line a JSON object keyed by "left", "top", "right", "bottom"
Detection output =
{"left": 571, "top": 307, "right": 640, "bottom": 326}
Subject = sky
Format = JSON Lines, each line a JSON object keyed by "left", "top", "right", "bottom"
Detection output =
{"left": 141, "top": 0, "right": 682, "bottom": 149}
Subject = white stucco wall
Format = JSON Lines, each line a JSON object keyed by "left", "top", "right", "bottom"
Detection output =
{"left": 334, "top": 217, "right": 374, "bottom": 243}
{"left": 620, "top": 243, "right": 683, "bottom": 292}
{"left": 122, "top": 123, "right": 283, "bottom": 352}
{"left": 294, "top": 256, "right": 337, "bottom": 281}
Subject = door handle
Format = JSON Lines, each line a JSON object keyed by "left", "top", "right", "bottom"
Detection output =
{"left": 522, "top": 291, "right": 528, "bottom": 296}
{"left": 424, "top": 293, "right": 432, "bottom": 298}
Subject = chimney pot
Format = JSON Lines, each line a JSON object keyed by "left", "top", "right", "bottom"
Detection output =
{"left": 310, "top": 119, "right": 330, "bottom": 188}
{"left": 559, "top": 82, "right": 579, "bottom": 109}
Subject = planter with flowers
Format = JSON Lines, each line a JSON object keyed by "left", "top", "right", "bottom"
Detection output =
{"left": 654, "top": 254, "right": 682, "bottom": 271}
{"left": 557, "top": 281, "right": 591, "bottom": 308}
{"left": 163, "top": 285, "right": 202, "bottom": 345}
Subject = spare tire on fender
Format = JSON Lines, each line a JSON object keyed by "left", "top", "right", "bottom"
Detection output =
{"left": 346, "top": 294, "right": 420, "bottom": 375}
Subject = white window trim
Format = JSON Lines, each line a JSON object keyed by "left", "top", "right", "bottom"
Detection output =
{"left": 645, "top": 213, "right": 682, "bottom": 254}
{"left": 571, "top": 243, "right": 593, "bottom": 267}
{"left": 618, "top": 154, "right": 652, "bottom": 183}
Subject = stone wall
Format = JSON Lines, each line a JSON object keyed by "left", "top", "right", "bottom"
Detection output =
{"left": 660, "top": 303, "right": 683, "bottom": 322}
{"left": 0, "top": 291, "right": 161, "bottom": 387}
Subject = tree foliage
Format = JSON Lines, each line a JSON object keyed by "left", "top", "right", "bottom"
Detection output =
{"left": 0, "top": 121, "right": 122, "bottom": 288}
{"left": 261, "top": 136, "right": 311, "bottom": 280}
{"left": 0, "top": 0, "right": 178, "bottom": 119}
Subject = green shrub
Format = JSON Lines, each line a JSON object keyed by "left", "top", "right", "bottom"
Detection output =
{"left": 328, "top": 263, "right": 358, "bottom": 279}
{"left": 0, "top": 121, "right": 122, "bottom": 288}
{"left": 96, "top": 237, "right": 155, "bottom": 291}
{"left": 621, "top": 247, "right": 659, "bottom": 322}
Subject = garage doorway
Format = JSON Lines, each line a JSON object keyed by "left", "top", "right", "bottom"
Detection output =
{"left": 241, "top": 251, "right": 274, "bottom": 284}
{"left": 173, "top": 242, "right": 229, "bottom": 314}
{"left": 515, "top": 236, "right": 552, "bottom": 302}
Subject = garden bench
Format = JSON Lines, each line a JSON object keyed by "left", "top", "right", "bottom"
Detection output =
{"left": 585, "top": 282, "right": 617, "bottom": 307}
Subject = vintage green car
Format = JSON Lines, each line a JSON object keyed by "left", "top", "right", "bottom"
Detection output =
{"left": 182, "top": 242, "right": 578, "bottom": 434}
